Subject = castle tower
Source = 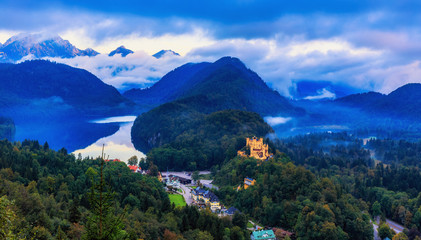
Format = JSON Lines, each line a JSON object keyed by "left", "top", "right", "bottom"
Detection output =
{"left": 238, "top": 136, "right": 271, "bottom": 160}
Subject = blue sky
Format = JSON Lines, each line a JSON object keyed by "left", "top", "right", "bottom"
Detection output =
{"left": 2, "top": 0, "right": 421, "bottom": 96}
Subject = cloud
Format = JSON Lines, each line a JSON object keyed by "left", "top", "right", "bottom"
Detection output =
{"left": 30, "top": 33, "right": 416, "bottom": 98}
{"left": 0, "top": 8, "right": 213, "bottom": 54}
{"left": 304, "top": 88, "right": 336, "bottom": 100}
{"left": 3, "top": 2, "right": 421, "bottom": 98}
{"left": 41, "top": 52, "right": 190, "bottom": 91}
{"left": 264, "top": 116, "right": 292, "bottom": 126}
{"left": 187, "top": 37, "right": 384, "bottom": 96}
{"left": 355, "top": 60, "right": 421, "bottom": 94}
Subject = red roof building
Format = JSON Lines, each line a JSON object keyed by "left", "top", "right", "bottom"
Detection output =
{"left": 128, "top": 165, "right": 141, "bottom": 172}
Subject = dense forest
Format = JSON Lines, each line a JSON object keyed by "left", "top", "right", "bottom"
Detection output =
{"left": 367, "top": 138, "right": 421, "bottom": 166}
{"left": 3, "top": 129, "right": 421, "bottom": 239}
{"left": 135, "top": 109, "right": 273, "bottom": 170}
{"left": 213, "top": 155, "right": 373, "bottom": 240}
{"left": 0, "top": 140, "right": 248, "bottom": 240}
{"left": 195, "top": 132, "right": 421, "bottom": 240}
{"left": 276, "top": 133, "right": 421, "bottom": 239}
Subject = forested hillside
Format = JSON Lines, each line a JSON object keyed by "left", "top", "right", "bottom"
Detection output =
{"left": 134, "top": 109, "right": 273, "bottom": 170}
{"left": 126, "top": 57, "right": 302, "bottom": 116}
{"left": 269, "top": 133, "right": 421, "bottom": 239}
{"left": 0, "top": 140, "right": 248, "bottom": 239}
{"left": 213, "top": 155, "right": 373, "bottom": 240}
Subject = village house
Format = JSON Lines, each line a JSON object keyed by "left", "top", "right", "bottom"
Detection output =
{"left": 127, "top": 165, "right": 141, "bottom": 173}
{"left": 191, "top": 187, "right": 221, "bottom": 212}
{"left": 104, "top": 158, "right": 122, "bottom": 162}
{"left": 237, "top": 177, "right": 256, "bottom": 191}
{"left": 251, "top": 230, "right": 276, "bottom": 240}
{"left": 244, "top": 177, "right": 256, "bottom": 189}
{"left": 225, "top": 206, "right": 240, "bottom": 216}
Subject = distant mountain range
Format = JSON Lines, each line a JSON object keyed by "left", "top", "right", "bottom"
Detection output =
{"left": 291, "top": 80, "right": 360, "bottom": 100}
{"left": 125, "top": 56, "right": 302, "bottom": 116}
{"left": 1, "top": 47, "right": 420, "bottom": 152}
{"left": 109, "top": 45, "right": 134, "bottom": 57}
{"left": 0, "top": 60, "right": 135, "bottom": 118}
{"left": 0, "top": 60, "right": 137, "bottom": 150}
{"left": 0, "top": 33, "right": 99, "bottom": 62}
{"left": 335, "top": 83, "right": 421, "bottom": 120}
{"left": 0, "top": 33, "right": 181, "bottom": 62}
{"left": 152, "top": 49, "right": 180, "bottom": 59}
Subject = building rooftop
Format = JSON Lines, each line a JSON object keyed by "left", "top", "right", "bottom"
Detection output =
{"left": 192, "top": 187, "right": 219, "bottom": 202}
{"left": 105, "top": 159, "right": 121, "bottom": 162}
{"left": 252, "top": 230, "right": 276, "bottom": 240}
{"left": 226, "top": 207, "right": 239, "bottom": 215}
{"left": 128, "top": 165, "right": 139, "bottom": 171}
{"left": 192, "top": 187, "right": 207, "bottom": 195}
{"left": 204, "top": 191, "right": 219, "bottom": 202}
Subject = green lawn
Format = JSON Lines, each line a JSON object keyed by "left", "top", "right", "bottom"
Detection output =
{"left": 247, "top": 222, "right": 254, "bottom": 228}
{"left": 169, "top": 194, "right": 186, "bottom": 207}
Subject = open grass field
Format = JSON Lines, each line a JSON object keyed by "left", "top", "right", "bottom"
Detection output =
{"left": 169, "top": 194, "right": 186, "bottom": 207}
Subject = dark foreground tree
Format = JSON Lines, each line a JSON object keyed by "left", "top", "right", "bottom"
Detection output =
{"left": 83, "top": 148, "right": 127, "bottom": 240}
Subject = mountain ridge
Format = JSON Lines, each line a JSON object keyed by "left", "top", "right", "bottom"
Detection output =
{"left": 0, "top": 33, "right": 99, "bottom": 62}
{"left": 109, "top": 45, "right": 134, "bottom": 57}
{"left": 125, "top": 56, "right": 302, "bottom": 116}
{"left": 130, "top": 56, "right": 302, "bottom": 155}
{"left": 152, "top": 49, "right": 180, "bottom": 59}
{"left": 335, "top": 83, "right": 421, "bottom": 119}
{"left": 0, "top": 60, "right": 134, "bottom": 116}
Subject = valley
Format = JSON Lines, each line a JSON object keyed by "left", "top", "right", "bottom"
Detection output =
{"left": 1, "top": 31, "right": 421, "bottom": 240}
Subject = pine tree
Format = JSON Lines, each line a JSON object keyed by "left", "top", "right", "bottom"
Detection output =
{"left": 56, "top": 226, "right": 68, "bottom": 240}
{"left": 83, "top": 146, "right": 127, "bottom": 240}
{"left": 69, "top": 197, "right": 81, "bottom": 223}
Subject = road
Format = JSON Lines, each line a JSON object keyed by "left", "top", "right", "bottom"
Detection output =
{"left": 386, "top": 219, "right": 404, "bottom": 233}
{"left": 372, "top": 216, "right": 405, "bottom": 239}
{"left": 200, "top": 179, "right": 219, "bottom": 190}
{"left": 165, "top": 171, "right": 211, "bottom": 180}
{"left": 164, "top": 171, "right": 212, "bottom": 206}
{"left": 371, "top": 220, "right": 380, "bottom": 240}
{"left": 179, "top": 184, "right": 194, "bottom": 205}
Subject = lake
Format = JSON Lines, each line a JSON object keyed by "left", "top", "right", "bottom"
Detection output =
{"left": 72, "top": 116, "right": 146, "bottom": 163}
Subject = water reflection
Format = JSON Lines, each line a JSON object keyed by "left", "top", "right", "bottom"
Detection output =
{"left": 91, "top": 116, "right": 137, "bottom": 124}
{"left": 73, "top": 116, "right": 145, "bottom": 163}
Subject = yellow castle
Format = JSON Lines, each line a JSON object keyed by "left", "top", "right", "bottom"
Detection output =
{"left": 237, "top": 137, "right": 271, "bottom": 160}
